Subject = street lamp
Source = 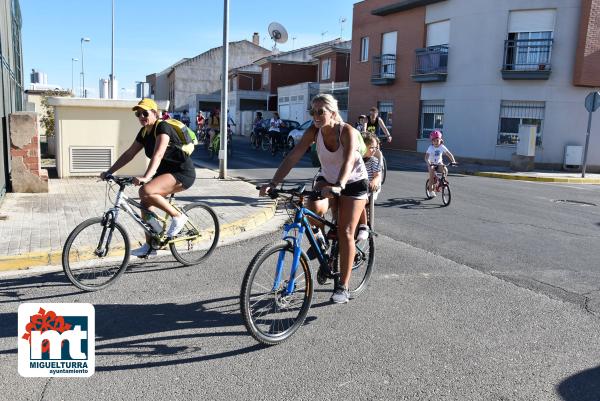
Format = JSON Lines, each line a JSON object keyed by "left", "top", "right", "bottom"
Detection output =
{"left": 71, "top": 58, "right": 79, "bottom": 95}
{"left": 80, "top": 37, "right": 91, "bottom": 97}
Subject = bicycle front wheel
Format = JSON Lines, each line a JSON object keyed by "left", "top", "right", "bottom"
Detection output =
{"left": 261, "top": 135, "right": 270, "bottom": 151}
{"left": 442, "top": 184, "right": 451, "bottom": 206}
{"left": 170, "top": 202, "right": 220, "bottom": 265}
{"left": 240, "top": 241, "right": 313, "bottom": 345}
{"left": 62, "top": 217, "right": 130, "bottom": 291}
{"left": 425, "top": 179, "right": 434, "bottom": 199}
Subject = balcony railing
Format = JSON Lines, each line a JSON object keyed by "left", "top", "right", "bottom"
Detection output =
{"left": 502, "top": 38, "right": 553, "bottom": 80}
{"left": 412, "top": 45, "right": 448, "bottom": 82}
{"left": 371, "top": 54, "right": 396, "bottom": 85}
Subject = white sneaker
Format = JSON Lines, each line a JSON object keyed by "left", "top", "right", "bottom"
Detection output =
{"left": 131, "top": 243, "right": 157, "bottom": 258}
{"left": 431, "top": 191, "right": 437, "bottom": 197}
{"left": 356, "top": 224, "right": 369, "bottom": 241}
{"left": 166, "top": 214, "right": 188, "bottom": 237}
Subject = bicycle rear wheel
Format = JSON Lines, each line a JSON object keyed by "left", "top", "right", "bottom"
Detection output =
{"left": 62, "top": 217, "right": 130, "bottom": 291}
{"left": 442, "top": 184, "right": 451, "bottom": 206}
{"left": 170, "top": 202, "right": 220, "bottom": 265}
{"left": 350, "top": 233, "right": 375, "bottom": 298}
{"left": 240, "top": 240, "right": 313, "bottom": 345}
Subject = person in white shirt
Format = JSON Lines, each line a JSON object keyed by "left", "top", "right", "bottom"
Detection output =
{"left": 424, "top": 130, "right": 457, "bottom": 197}
{"left": 268, "top": 112, "right": 285, "bottom": 155}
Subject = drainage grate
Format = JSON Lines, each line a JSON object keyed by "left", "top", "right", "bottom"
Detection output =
{"left": 552, "top": 199, "right": 597, "bottom": 207}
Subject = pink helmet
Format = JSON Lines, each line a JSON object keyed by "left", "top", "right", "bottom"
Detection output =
{"left": 429, "top": 130, "right": 442, "bottom": 140}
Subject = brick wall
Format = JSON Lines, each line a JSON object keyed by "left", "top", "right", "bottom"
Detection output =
{"left": 573, "top": 0, "right": 600, "bottom": 86}
{"left": 9, "top": 112, "right": 48, "bottom": 193}
{"left": 349, "top": 0, "right": 425, "bottom": 150}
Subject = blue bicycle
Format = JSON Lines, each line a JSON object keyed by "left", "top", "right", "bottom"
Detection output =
{"left": 240, "top": 185, "right": 375, "bottom": 345}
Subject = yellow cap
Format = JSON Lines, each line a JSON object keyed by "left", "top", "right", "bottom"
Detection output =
{"left": 132, "top": 98, "right": 158, "bottom": 112}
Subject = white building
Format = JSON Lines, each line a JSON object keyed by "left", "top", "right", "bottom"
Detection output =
{"left": 415, "top": 0, "right": 600, "bottom": 168}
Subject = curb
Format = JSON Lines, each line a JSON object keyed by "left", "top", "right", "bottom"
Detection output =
{"left": 0, "top": 199, "right": 278, "bottom": 274}
{"left": 473, "top": 171, "right": 600, "bottom": 184}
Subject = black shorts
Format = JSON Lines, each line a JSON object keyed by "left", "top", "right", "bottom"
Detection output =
{"left": 315, "top": 176, "right": 368, "bottom": 199}
{"left": 156, "top": 163, "right": 196, "bottom": 190}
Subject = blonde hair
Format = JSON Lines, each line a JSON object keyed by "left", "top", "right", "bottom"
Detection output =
{"left": 363, "top": 134, "right": 379, "bottom": 147}
{"left": 311, "top": 93, "right": 344, "bottom": 123}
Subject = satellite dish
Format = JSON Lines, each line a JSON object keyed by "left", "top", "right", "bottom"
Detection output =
{"left": 268, "top": 22, "right": 288, "bottom": 51}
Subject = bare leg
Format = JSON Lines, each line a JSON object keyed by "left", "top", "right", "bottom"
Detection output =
{"left": 337, "top": 196, "right": 366, "bottom": 288}
{"left": 139, "top": 174, "right": 184, "bottom": 243}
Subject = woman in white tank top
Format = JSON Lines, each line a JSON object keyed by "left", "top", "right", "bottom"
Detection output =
{"left": 259, "top": 93, "right": 368, "bottom": 304}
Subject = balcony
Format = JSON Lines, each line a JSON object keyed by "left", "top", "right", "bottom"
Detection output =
{"left": 502, "top": 38, "right": 553, "bottom": 80}
{"left": 411, "top": 45, "right": 448, "bottom": 82}
{"left": 371, "top": 54, "right": 396, "bottom": 85}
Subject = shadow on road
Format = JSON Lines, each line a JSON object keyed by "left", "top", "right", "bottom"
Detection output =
{"left": 376, "top": 197, "right": 446, "bottom": 210}
{"left": 0, "top": 271, "right": 79, "bottom": 305}
{"left": 91, "top": 295, "right": 267, "bottom": 371}
{"left": 557, "top": 365, "right": 600, "bottom": 401}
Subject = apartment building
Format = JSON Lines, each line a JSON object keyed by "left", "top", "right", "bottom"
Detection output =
{"left": 349, "top": 0, "right": 600, "bottom": 169}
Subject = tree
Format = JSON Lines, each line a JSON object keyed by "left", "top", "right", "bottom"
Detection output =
{"left": 39, "top": 90, "right": 71, "bottom": 137}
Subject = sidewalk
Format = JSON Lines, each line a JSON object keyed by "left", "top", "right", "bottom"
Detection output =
{"left": 0, "top": 168, "right": 277, "bottom": 272}
{"left": 384, "top": 149, "right": 600, "bottom": 184}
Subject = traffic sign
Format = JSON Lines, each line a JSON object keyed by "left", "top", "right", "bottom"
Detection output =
{"left": 585, "top": 91, "right": 600, "bottom": 113}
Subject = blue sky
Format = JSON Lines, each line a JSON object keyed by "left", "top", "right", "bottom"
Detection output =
{"left": 21, "top": 0, "right": 356, "bottom": 99}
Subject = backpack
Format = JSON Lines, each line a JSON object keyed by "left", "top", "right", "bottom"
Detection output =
{"left": 146, "top": 119, "right": 198, "bottom": 156}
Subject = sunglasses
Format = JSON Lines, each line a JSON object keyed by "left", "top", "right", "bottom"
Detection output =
{"left": 309, "top": 108, "right": 327, "bottom": 116}
{"left": 135, "top": 110, "right": 149, "bottom": 118}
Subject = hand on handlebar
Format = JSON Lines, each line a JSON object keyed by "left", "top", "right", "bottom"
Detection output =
{"left": 320, "top": 185, "right": 342, "bottom": 199}
{"left": 258, "top": 182, "right": 276, "bottom": 197}
{"left": 133, "top": 176, "right": 150, "bottom": 186}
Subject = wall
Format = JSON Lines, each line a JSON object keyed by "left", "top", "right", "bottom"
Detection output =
{"left": 270, "top": 64, "right": 318, "bottom": 95}
{"left": 573, "top": 0, "right": 600, "bottom": 86}
{"left": 419, "top": 0, "right": 599, "bottom": 167}
{"left": 173, "top": 41, "right": 271, "bottom": 110}
{"left": 47, "top": 98, "right": 169, "bottom": 177}
{"left": 349, "top": 0, "right": 425, "bottom": 151}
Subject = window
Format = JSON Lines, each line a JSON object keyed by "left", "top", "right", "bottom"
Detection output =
{"left": 321, "top": 58, "right": 331, "bottom": 80}
{"left": 377, "top": 101, "right": 394, "bottom": 136}
{"left": 262, "top": 67, "right": 269, "bottom": 87}
{"left": 420, "top": 101, "right": 444, "bottom": 139}
{"left": 505, "top": 9, "right": 555, "bottom": 71}
{"left": 505, "top": 31, "right": 552, "bottom": 71}
{"left": 360, "top": 37, "right": 369, "bottom": 62}
{"left": 497, "top": 101, "right": 545, "bottom": 145}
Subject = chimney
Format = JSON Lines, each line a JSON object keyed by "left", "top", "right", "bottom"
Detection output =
{"left": 252, "top": 32, "right": 259, "bottom": 46}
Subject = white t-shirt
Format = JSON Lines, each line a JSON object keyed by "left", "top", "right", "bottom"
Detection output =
{"left": 269, "top": 118, "right": 282, "bottom": 132}
{"left": 426, "top": 144, "right": 449, "bottom": 164}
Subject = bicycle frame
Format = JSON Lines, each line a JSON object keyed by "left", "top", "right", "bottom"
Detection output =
{"left": 274, "top": 203, "right": 336, "bottom": 296}
{"left": 103, "top": 181, "right": 199, "bottom": 246}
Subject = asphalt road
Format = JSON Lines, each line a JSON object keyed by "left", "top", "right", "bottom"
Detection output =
{"left": 0, "top": 141, "right": 599, "bottom": 400}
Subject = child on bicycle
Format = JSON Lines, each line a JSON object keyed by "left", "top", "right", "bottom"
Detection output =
{"left": 356, "top": 134, "right": 382, "bottom": 241}
{"left": 425, "top": 130, "right": 456, "bottom": 197}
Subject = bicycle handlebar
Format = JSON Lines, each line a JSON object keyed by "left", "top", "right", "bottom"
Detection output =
{"left": 429, "top": 162, "right": 458, "bottom": 167}
{"left": 255, "top": 184, "right": 335, "bottom": 200}
{"left": 103, "top": 174, "right": 135, "bottom": 186}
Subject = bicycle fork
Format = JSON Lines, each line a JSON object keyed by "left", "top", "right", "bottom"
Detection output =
{"left": 97, "top": 210, "right": 118, "bottom": 257}
{"left": 273, "top": 223, "right": 306, "bottom": 296}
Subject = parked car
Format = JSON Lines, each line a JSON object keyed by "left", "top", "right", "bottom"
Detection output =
{"left": 286, "top": 120, "right": 312, "bottom": 151}
{"left": 253, "top": 118, "right": 300, "bottom": 152}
